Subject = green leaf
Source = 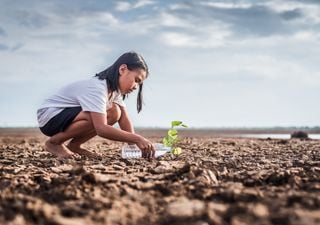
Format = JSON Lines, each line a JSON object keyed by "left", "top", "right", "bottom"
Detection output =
{"left": 171, "top": 147, "right": 182, "bottom": 155}
{"left": 168, "top": 129, "right": 178, "bottom": 138}
{"left": 163, "top": 136, "right": 175, "bottom": 147}
{"left": 162, "top": 137, "right": 170, "bottom": 146}
{"left": 163, "top": 120, "right": 188, "bottom": 148}
{"left": 171, "top": 121, "right": 182, "bottom": 128}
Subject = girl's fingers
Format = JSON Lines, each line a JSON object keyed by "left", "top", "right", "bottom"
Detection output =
{"left": 146, "top": 144, "right": 152, "bottom": 159}
{"left": 139, "top": 142, "right": 155, "bottom": 159}
{"left": 142, "top": 148, "right": 152, "bottom": 158}
{"left": 142, "top": 149, "right": 147, "bottom": 158}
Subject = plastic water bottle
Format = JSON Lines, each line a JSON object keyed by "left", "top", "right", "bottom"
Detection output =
{"left": 121, "top": 143, "right": 171, "bottom": 158}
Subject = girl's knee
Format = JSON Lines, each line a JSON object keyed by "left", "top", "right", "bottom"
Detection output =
{"left": 107, "top": 103, "right": 121, "bottom": 125}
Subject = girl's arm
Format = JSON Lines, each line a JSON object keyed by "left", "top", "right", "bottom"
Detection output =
{"left": 118, "top": 106, "right": 134, "bottom": 133}
{"left": 90, "top": 112, "right": 153, "bottom": 153}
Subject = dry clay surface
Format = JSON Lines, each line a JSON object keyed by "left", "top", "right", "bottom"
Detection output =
{"left": 0, "top": 130, "right": 319, "bottom": 225}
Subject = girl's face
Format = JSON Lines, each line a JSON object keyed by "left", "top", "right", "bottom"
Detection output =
{"left": 118, "top": 64, "right": 147, "bottom": 95}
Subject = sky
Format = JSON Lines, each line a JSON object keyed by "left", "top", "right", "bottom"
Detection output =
{"left": 0, "top": 0, "right": 319, "bottom": 128}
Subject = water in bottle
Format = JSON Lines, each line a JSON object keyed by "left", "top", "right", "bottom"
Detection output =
{"left": 121, "top": 143, "right": 171, "bottom": 158}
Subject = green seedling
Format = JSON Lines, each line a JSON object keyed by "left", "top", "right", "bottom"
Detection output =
{"left": 162, "top": 120, "right": 188, "bottom": 155}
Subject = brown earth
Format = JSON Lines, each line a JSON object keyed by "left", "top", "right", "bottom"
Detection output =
{"left": 0, "top": 129, "right": 319, "bottom": 225}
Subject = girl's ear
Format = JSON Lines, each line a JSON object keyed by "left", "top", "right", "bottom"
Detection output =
{"left": 119, "top": 64, "right": 127, "bottom": 76}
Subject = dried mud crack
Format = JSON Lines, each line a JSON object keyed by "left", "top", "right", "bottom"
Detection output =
{"left": 0, "top": 132, "right": 319, "bottom": 225}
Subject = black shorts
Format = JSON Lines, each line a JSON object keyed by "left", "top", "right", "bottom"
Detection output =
{"left": 39, "top": 107, "right": 82, "bottom": 137}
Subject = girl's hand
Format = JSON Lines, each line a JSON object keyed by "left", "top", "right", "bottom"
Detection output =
{"left": 136, "top": 136, "right": 155, "bottom": 159}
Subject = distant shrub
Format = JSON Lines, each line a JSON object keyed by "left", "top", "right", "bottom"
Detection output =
{"left": 290, "top": 131, "right": 309, "bottom": 139}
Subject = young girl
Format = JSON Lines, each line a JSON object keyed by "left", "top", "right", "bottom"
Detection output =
{"left": 37, "top": 51, "right": 155, "bottom": 159}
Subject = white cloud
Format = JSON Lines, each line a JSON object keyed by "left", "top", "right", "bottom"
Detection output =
{"left": 200, "top": 1, "right": 252, "bottom": 9}
{"left": 263, "top": 0, "right": 320, "bottom": 24}
{"left": 102, "top": 11, "right": 191, "bottom": 35}
{"left": 64, "top": 12, "right": 119, "bottom": 31}
{"left": 0, "top": 10, "right": 117, "bottom": 82}
{"left": 134, "top": 0, "right": 156, "bottom": 9}
{"left": 220, "top": 34, "right": 320, "bottom": 87}
{"left": 91, "top": 12, "right": 119, "bottom": 26}
{"left": 159, "top": 12, "right": 190, "bottom": 28}
{"left": 160, "top": 31, "right": 229, "bottom": 48}
{"left": 159, "top": 21, "right": 231, "bottom": 48}
{"left": 293, "top": 31, "right": 317, "bottom": 41}
{"left": 160, "top": 32, "right": 194, "bottom": 47}
{"left": 115, "top": 0, "right": 156, "bottom": 12}
{"left": 169, "top": 3, "right": 192, "bottom": 10}
{"left": 115, "top": 2, "right": 131, "bottom": 12}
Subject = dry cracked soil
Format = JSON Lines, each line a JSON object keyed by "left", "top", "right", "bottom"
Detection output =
{"left": 0, "top": 129, "right": 319, "bottom": 225}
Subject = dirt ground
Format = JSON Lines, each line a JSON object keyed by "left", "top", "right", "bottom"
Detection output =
{"left": 0, "top": 129, "right": 319, "bottom": 225}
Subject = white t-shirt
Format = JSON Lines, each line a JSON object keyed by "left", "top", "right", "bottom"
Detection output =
{"left": 37, "top": 77, "right": 125, "bottom": 127}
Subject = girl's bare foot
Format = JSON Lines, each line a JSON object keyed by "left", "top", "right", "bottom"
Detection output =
{"left": 45, "top": 140, "right": 77, "bottom": 159}
{"left": 67, "top": 142, "right": 100, "bottom": 158}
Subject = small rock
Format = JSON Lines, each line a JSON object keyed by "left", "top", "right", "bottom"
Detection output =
{"left": 166, "top": 197, "right": 205, "bottom": 219}
{"left": 248, "top": 203, "right": 269, "bottom": 218}
{"left": 207, "top": 203, "right": 227, "bottom": 225}
{"left": 82, "top": 172, "right": 112, "bottom": 183}
{"left": 112, "top": 164, "right": 124, "bottom": 170}
{"left": 152, "top": 161, "right": 186, "bottom": 174}
{"left": 51, "top": 164, "right": 74, "bottom": 173}
{"left": 207, "top": 210, "right": 224, "bottom": 225}
{"left": 194, "top": 221, "right": 210, "bottom": 225}
{"left": 207, "top": 202, "right": 228, "bottom": 215}
{"left": 199, "top": 169, "right": 219, "bottom": 185}
{"left": 231, "top": 217, "right": 248, "bottom": 225}
{"left": 7, "top": 214, "right": 27, "bottom": 225}
{"left": 53, "top": 216, "right": 88, "bottom": 225}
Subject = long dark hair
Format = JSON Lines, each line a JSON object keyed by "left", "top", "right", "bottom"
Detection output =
{"left": 95, "top": 51, "right": 149, "bottom": 113}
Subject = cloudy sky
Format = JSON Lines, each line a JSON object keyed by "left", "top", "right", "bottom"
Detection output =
{"left": 0, "top": 0, "right": 319, "bottom": 128}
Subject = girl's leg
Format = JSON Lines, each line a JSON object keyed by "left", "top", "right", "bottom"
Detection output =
{"left": 45, "top": 103, "right": 121, "bottom": 158}
{"left": 66, "top": 130, "right": 96, "bottom": 156}
{"left": 45, "top": 112, "right": 94, "bottom": 158}
{"left": 67, "top": 103, "right": 121, "bottom": 157}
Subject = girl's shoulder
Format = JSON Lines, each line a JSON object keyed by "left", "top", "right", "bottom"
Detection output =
{"left": 74, "top": 76, "right": 106, "bottom": 86}
{"left": 61, "top": 77, "right": 107, "bottom": 93}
